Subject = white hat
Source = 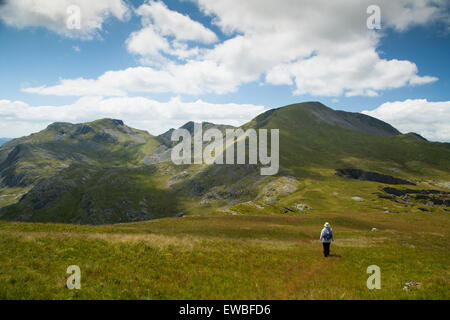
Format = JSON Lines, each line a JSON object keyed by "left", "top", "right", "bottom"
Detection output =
{"left": 324, "top": 222, "right": 330, "bottom": 227}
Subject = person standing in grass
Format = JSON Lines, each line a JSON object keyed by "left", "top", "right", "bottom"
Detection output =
{"left": 320, "top": 222, "right": 334, "bottom": 257}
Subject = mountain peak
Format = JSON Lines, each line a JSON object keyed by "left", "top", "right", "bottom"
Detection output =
{"left": 180, "top": 121, "right": 196, "bottom": 132}
{"left": 403, "top": 132, "right": 428, "bottom": 141}
{"left": 250, "top": 101, "right": 400, "bottom": 137}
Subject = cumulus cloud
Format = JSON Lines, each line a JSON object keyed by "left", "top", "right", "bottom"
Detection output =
{"left": 126, "top": 0, "right": 217, "bottom": 64}
{"left": 126, "top": 25, "right": 171, "bottom": 64}
{"left": 362, "top": 99, "right": 450, "bottom": 142}
{"left": 196, "top": 0, "right": 442, "bottom": 96}
{"left": 0, "top": 0, "right": 130, "bottom": 39}
{"left": 0, "top": 97, "right": 265, "bottom": 138}
{"left": 137, "top": 0, "right": 217, "bottom": 43}
{"left": 22, "top": 0, "right": 448, "bottom": 96}
{"left": 381, "top": 0, "right": 447, "bottom": 31}
{"left": 23, "top": 62, "right": 239, "bottom": 96}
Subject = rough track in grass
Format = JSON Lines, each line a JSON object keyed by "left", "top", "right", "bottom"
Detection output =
{"left": 282, "top": 248, "right": 335, "bottom": 299}
{"left": 0, "top": 228, "right": 312, "bottom": 251}
{"left": 0, "top": 230, "right": 201, "bottom": 250}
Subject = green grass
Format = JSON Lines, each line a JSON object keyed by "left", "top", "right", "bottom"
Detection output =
{"left": 0, "top": 209, "right": 448, "bottom": 300}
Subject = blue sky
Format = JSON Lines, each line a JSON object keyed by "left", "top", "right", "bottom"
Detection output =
{"left": 0, "top": 0, "right": 449, "bottom": 141}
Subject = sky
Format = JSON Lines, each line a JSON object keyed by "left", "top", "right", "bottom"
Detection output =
{"left": 0, "top": 0, "right": 449, "bottom": 141}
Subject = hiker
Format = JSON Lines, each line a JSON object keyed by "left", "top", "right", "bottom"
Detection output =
{"left": 320, "top": 222, "right": 334, "bottom": 257}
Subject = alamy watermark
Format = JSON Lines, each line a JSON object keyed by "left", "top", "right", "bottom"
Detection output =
{"left": 366, "top": 265, "right": 381, "bottom": 289}
{"left": 367, "top": 5, "right": 381, "bottom": 30}
{"left": 66, "top": 265, "right": 81, "bottom": 290}
{"left": 66, "top": 5, "right": 81, "bottom": 30}
{"left": 171, "top": 123, "right": 279, "bottom": 176}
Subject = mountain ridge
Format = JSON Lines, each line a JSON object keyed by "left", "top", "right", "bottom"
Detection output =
{"left": 0, "top": 101, "right": 449, "bottom": 224}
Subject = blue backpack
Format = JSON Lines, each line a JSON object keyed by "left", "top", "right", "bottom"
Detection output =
{"left": 323, "top": 228, "right": 333, "bottom": 241}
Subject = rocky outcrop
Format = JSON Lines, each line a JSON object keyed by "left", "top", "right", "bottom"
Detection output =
{"left": 143, "top": 145, "right": 172, "bottom": 164}
{"left": 0, "top": 144, "right": 36, "bottom": 187}
{"left": 92, "top": 132, "right": 119, "bottom": 144}
{"left": 383, "top": 187, "right": 450, "bottom": 206}
{"left": 21, "top": 176, "right": 77, "bottom": 210}
{"left": 336, "top": 169, "right": 415, "bottom": 185}
{"left": 72, "top": 125, "right": 95, "bottom": 137}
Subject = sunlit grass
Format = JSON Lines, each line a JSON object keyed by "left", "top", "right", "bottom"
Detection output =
{"left": 0, "top": 211, "right": 448, "bottom": 300}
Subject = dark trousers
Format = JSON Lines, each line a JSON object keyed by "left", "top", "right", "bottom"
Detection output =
{"left": 322, "top": 242, "right": 331, "bottom": 257}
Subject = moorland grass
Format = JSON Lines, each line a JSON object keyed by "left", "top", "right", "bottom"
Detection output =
{"left": 0, "top": 209, "right": 448, "bottom": 300}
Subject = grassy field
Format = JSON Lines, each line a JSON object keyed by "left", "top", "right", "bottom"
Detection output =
{"left": 1, "top": 208, "right": 448, "bottom": 300}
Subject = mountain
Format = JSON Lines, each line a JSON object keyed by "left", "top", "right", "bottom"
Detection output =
{"left": 156, "top": 121, "right": 235, "bottom": 149}
{"left": 0, "top": 119, "right": 160, "bottom": 188}
{"left": 0, "top": 102, "right": 448, "bottom": 224}
{"left": 244, "top": 102, "right": 449, "bottom": 175}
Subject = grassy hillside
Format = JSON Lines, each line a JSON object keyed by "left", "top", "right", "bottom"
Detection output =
{"left": 244, "top": 102, "right": 450, "bottom": 178}
{"left": 0, "top": 165, "right": 180, "bottom": 224}
{"left": 0, "top": 209, "right": 448, "bottom": 299}
{"left": 0, "top": 119, "right": 161, "bottom": 187}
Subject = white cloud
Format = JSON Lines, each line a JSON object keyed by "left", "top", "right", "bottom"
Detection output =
{"left": 362, "top": 99, "right": 450, "bottom": 142}
{"left": 196, "top": 0, "right": 442, "bottom": 96}
{"left": 0, "top": 97, "right": 265, "bottom": 138}
{"left": 126, "top": 25, "right": 171, "bottom": 63}
{"left": 22, "top": 0, "right": 448, "bottom": 96}
{"left": 283, "top": 49, "right": 438, "bottom": 97}
{"left": 23, "top": 62, "right": 240, "bottom": 96}
{"left": 409, "top": 75, "right": 439, "bottom": 86}
{"left": 137, "top": 0, "right": 217, "bottom": 43}
{"left": 126, "top": 0, "right": 217, "bottom": 64}
{"left": 0, "top": 0, "right": 130, "bottom": 40}
{"left": 24, "top": 77, "right": 127, "bottom": 96}
{"left": 381, "top": 0, "right": 447, "bottom": 31}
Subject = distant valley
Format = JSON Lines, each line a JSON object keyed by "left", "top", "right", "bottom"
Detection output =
{"left": 0, "top": 138, "right": 11, "bottom": 146}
